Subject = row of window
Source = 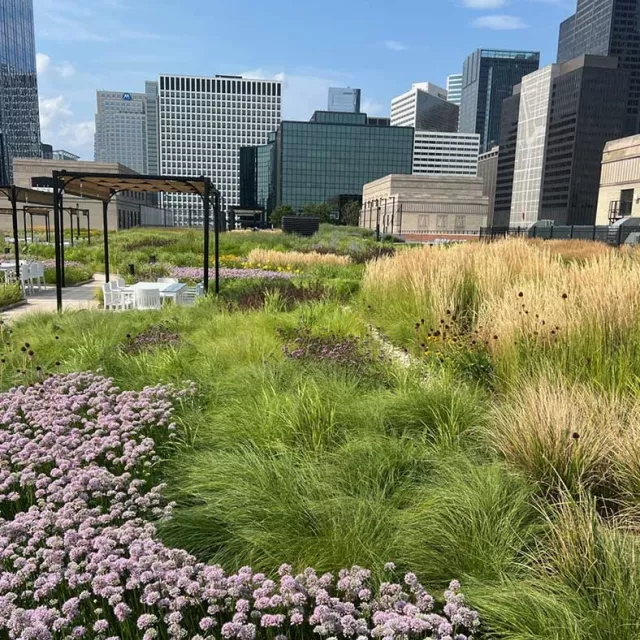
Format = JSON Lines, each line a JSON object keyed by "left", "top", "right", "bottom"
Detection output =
{"left": 160, "top": 77, "right": 281, "bottom": 96}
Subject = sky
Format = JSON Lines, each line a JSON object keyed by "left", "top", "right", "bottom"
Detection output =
{"left": 33, "top": 0, "right": 576, "bottom": 160}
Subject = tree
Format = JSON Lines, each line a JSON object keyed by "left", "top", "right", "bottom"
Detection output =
{"left": 270, "top": 205, "right": 293, "bottom": 228}
{"left": 341, "top": 201, "right": 362, "bottom": 227}
{"left": 301, "top": 203, "right": 333, "bottom": 223}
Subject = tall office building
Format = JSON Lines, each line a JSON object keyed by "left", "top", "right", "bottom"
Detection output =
{"left": 459, "top": 49, "right": 540, "bottom": 153}
{"left": 94, "top": 91, "right": 148, "bottom": 173}
{"left": 477, "top": 146, "right": 499, "bottom": 221}
{"left": 0, "top": 0, "right": 41, "bottom": 184}
{"left": 446, "top": 74, "right": 463, "bottom": 106}
{"left": 495, "top": 55, "right": 628, "bottom": 227}
{"left": 391, "top": 83, "right": 458, "bottom": 132}
{"left": 158, "top": 74, "right": 281, "bottom": 226}
{"left": 145, "top": 81, "right": 159, "bottom": 175}
{"left": 412, "top": 131, "right": 479, "bottom": 177}
{"left": 557, "top": 0, "right": 640, "bottom": 135}
{"left": 328, "top": 87, "right": 361, "bottom": 113}
{"left": 240, "top": 111, "right": 413, "bottom": 215}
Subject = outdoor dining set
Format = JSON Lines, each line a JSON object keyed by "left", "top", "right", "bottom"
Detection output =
{"left": 0, "top": 260, "right": 46, "bottom": 294}
{"left": 102, "top": 278, "right": 204, "bottom": 311}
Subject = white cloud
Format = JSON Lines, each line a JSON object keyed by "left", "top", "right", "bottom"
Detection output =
{"left": 36, "top": 53, "right": 50, "bottom": 75}
{"left": 361, "top": 99, "right": 385, "bottom": 117}
{"left": 39, "top": 95, "right": 94, "bottom": 158}
{"left": 463, "top": 0, "right": 507, "bottom": 7}
{"left": 383, "top": 40, "right": 407, "bottom": 52}
{"left": 37, "top": 52, "right": 76, "bottom": 78}
{"left": 473, "top": 14, "right": 528, "bottom": 29}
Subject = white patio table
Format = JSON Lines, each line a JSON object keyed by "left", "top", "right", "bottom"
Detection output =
{"left": 129, "top": 281, "right": 188, "bottom": 307}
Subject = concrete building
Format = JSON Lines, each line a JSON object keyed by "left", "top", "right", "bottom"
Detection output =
{"left": 447, "top": 74, "right": 463, "bottom": 106}
{"left": 0, "top": 0, "right": 42, "bottom": 184}
{"left": 459, "top": 49, "right": 540, "bottom": 153}
{"left": 145, "top": 81, "right": 159, "bottom": 175}
{"left": 596, "top": 135, "right": 640, "bottom": 224}
{"left": 53, "top": 150, "right": 80, "bottom": 161}
{"left": 158, "top": 74, "right": 281, "bottom": 226}
{"left": 412, "top": 131, "right": 479, "bottom": 177}
{"left": 495, "top": 55, "right": 628, "bottom": 227}
{"left": 328, "top": 87, "right": 361, "bottom": 113}
{"left": 94, "top": 91, "right": 149, "bottom": 173}
{"left": 391, "top": 83, "right": 458, "bottom": 132}
{"left": 558, "top": 0, "right": 640, "bottom": 135}
{"left": 0, "top": 158, "right": 170, "bottom": 237}
{"left": 360, "top": 174, "right": 488, "bottom": 238}
{"left": 478, "top": 146, "right": 499, "bottom": 223}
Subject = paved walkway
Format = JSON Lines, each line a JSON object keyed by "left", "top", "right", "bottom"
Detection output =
{"left": 1, "top": 275, "right": 103, "bottom": 320}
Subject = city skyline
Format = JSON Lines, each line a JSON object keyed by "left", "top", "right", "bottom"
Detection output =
{"left": 34, "top": 0, "right": 572, "bottom": 160}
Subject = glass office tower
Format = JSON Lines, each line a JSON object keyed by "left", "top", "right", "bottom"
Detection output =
{"left": 459, "top": 49, "right": 540, "bottom": 153}
{"left": 557, "top": 0, "right": 640, "bottom": 135}
{"left": 328, "top": 88, "right": 361, "bottom": 113}
{"left": 0, "top": 0, "right": 42, "bottom": 184}
{"left": 241, "top": 112, "right": 413, "bottom": 215}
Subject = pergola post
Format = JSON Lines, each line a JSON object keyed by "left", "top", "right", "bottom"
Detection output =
{"left": 203, "top": 179, "right": 210, "bottom": 295}
{"left": 214, "top": 189, "right": 220, "bottom": 295}
{"left": 52, "top": 174, "right": 63, "bottom": 313}
{"left": 58, "top": 190, "right": 66, "bottom": 288}
{"left": 69, "top": 210, "right": 74, "bottom": 247}
{"left": 102, "top": 200, "right": 110, "bottom": 283}
{"left": 22, "top": 208, "right": 27, "bottom": 245}
{"left": 10, "top": 186, "right": 20, "bottom": 279}
{"left": 86, "top": 212, "right": 91, "bottom": 245}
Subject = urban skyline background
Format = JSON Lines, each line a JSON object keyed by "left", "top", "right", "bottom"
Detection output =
{"left": 34, "top": 0, "right": 574, "bottom": 160}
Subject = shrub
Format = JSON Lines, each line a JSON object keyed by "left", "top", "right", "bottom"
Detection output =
{"left": 0, "top": 283, "right": 23, "bottom": 308}
{"left": 44, "top": 264, "right": 93, "bottom": 286}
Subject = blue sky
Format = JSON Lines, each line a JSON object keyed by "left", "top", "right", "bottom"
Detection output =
{"left": 34, "top": 0, "right": 575, "bottom": 159}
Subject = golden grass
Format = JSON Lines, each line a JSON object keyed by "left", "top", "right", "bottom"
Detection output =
{"left": 363, "top": 239, "right": 640, "bottom": 359}
{"left": 489, "top": 374, "right": 640, "bottom": 502}
{"left": 530, "top": 239, "right": 612, "bottom": 262}
{"left": 247, "top": 248, "right": 351, "bottom": 268}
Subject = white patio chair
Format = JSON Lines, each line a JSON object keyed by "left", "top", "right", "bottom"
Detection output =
{"left": 158, "top": 277, "right": 179, "bottom": 285}
{"left": 134, "top": 287, "right": 161, "bottom": 310}
{"left": 111, "top": 279, "right": 134, "bottom": 309}
{"left": 19, "top": 263, "right": 33, "bottom": 295}
{"left": 182, "top": 283, "right": 205, "bottom": 305}
{"left": 102, "top": 282, "right": 113, "bottom": 310}
{"left": 32, "top": 262, "right": 45, "bottom": 292}
{"left": 2, "top": 268, "right": 16, "bottom": 284}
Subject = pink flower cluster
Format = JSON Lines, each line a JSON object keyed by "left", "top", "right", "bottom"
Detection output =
{"left": 170, "top": 267, "right": 296, "bottom": 281}
{"left": 0, "top": 373, "right": 480, "bottom": 639}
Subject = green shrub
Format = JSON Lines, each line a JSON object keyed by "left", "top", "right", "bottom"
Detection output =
{"left": 44, "top": 265, "right": 93, "bottom": 286}
{"left": 0, "top": 283, "right": 23, "bottom": 308}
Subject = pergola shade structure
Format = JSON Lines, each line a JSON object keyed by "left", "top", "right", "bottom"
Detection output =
{"left": 52, "top": 171, "right": 220, "bottom": 312}
{"left": 0, "top": 186, "right": 55, "bottom": 279}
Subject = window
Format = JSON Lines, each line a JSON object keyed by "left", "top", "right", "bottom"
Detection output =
{"left": 455, "top": 215, "right": 466, "bottom": 231}
{"left": 436, "top": 215, "right": 448, "bottom": 230}
{"left": 418, "top": 215, "right": 428, "bottom": 229}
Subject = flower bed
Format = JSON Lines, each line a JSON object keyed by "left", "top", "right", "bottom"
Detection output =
{"left": 0, "top": 373, "right": 481, "bottom": 639}
{"left": 171, "top": 266, "right": 297, "bottom": 281}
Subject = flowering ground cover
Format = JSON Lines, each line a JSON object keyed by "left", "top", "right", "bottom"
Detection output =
{"left": 0, "top": 372, "right": 480, "bottom": 639}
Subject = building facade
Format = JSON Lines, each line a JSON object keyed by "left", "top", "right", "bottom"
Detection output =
{"left": 241, "top": 111, "right": 413, "bottom": 215}
{"left": 446, "top": 74, "right": 463, "bottom": 106}
{"left": 596, "top": 134, "right": 640, "bottom": 224}
{"left": 478, "top": 146, "right": 499, "bottom": 223}
{"left": 328, "top": 87, "right": 361, "bottom": 113}
{"left": 53, "top": 149, "right": 80, "bottom": 161}
{"left": 557, "top": 0, "right": 639, "bottom": 135}
{"left": 390, "top": 83, "right": 458, "bottom": 132}
{"left": 360, "top": 174, "right": 488, "bottom": 237}
{"left": 145, "top": 81, "right": 159, "bottom": 175}
{"left": 459, "top": 49, "right": 540, "bottom": 153}
{"left": 493, "top": 92, "right": 521, "bottom": 227}
{"left": 94, "top": 91, "right": 148, "bottom": 174}
{"left": 0, "top": 0, "right": 41, "bottom": 184}
{"left": 494, "top": 55, "right": 628, "bottom": 227}
{"left": 412, "top": 131, "right": 479, "bottom": 177}
{"left": 510, "top": 65, "right": 557, "bottom": 225}
{"left": 158, "top": 74, "right": 281, "bottom": 226}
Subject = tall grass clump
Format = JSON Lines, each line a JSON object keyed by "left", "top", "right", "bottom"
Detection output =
{"left": 247, "top": 248, "right": 352, "bottom": 268}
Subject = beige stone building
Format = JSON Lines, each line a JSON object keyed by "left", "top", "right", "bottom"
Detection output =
{"left": 0, "top": 159, "right": 170, "bottom": 238}
{"left": 596, "top": 135, "right": 640, "bottom": 225}
{"left": 361, "top": 174, "right": 488, "bottom": 237}
{"left": 478, "top": 146, "right": 499, "bottom": 225}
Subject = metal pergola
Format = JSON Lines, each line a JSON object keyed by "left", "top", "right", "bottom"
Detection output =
{"left": 0, "top": 186, "right": 55, "bottom": 279}
{"left": 24, "top": 207, "right": 52, "bottom": 244}
{"left": 52, "top": 170, "right": 220, "bottom": 312}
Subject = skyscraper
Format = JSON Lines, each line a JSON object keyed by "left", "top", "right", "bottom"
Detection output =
{"left": 328, "top": 87, "right": 361, "bottom": 113}
{"left": 391, "top": 83, "right": 458, "bottom": 132}
{"left": 412, "top": 131, "right": 479, "bottom": 177}
{"left": 145, "top": 81, "right": 159, "bottom": 175}
{"left": 94, "top": 91, "right": 148, "bottom": 173}
{"left": 557, "top": 0, "right": 640, "bottom": 135}
{"left": 459, "top": 49, "right": 540, "bottom": 153}
{"left": 446, "top": 74, "right": 463, "bottom": 106}
{"left": 158, "top": 74, "right": 281, "bottom": 226}
{"left": 0, "top": 0, "right": 41, "bottom": 184}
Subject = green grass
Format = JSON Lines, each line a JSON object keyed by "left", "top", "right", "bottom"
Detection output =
{"left": 0, "top": 283, "right": 23, "bottom": 309}
{"left": 2, "top": 229, "right": 640, "bottom": 638}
